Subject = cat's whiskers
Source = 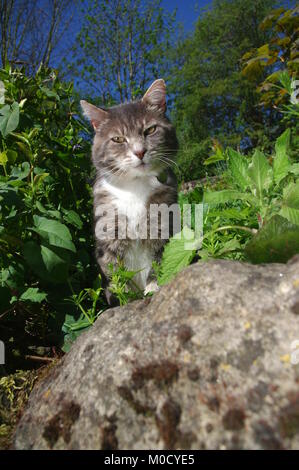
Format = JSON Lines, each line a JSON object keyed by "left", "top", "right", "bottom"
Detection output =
{"left": 99, "top": 167, "right": 118, "bottom": 177}
{"left": 152, "top": 157, "right": 172, "bottom": 168}
{"left": 99, "top": 165, "right": 124, "bottom": 181}
{"left": 152, "top": 154, "right": 180, "bottom": 172}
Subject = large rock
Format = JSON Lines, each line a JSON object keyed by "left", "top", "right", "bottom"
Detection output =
{"left": 14, "top": 258, "right": 299, "bottom": 450}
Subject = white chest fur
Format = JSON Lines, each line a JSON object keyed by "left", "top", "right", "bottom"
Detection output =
{"left": 101, "top": 176, "right": 159, "bottom": 238}
{"left": 99, "top": 176, "right": 160, "bottom": 289}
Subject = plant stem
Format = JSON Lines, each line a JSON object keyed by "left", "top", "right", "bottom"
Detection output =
{"left": 25, "top": 355, "right": 54, "bottom": 363}
{"left": 210, "top": 225, "right": 258, "bottom": 236}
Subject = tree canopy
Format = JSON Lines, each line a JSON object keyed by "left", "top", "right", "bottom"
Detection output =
{"left": 67, "top": 0, "right": 177, "bottom": 105}
{"left": 170, "top": 0, "right": 292, "bottom": 179}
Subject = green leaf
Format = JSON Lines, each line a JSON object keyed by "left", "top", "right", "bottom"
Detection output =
{"left": 280, "top": 181, "right": 299, "bottom": 225}
{"left": 217, "top": 238, "right": 241, "bottom": 256}
{"left": 39, "top": 86, "right": 60, "bottom": 100}
{"left": 6, "top": 149, "right": 18, "bottom": 164}
{"left": 245, "top": 215, "right": 299, "bottom": 264}
{"left": 0, "top": 102, "right": 19, "bottom": 137}
{"left": 204, "top": 147, "right": 226, "bottom": 166}
{"left": 0, "top": 151, "right": 8, "bottom": 166}
{"left": 248, "top": 149, "right": 272, "bottom": 197}
{"left": 32, "top": 215, "right": 76, "bottom": 252}
{"left": 158, "top": 227, "right": 197, "bottom": 285}
{"left": 280, "top": 206, "right": 299, "bottom": 226}
{"left": 63, "top": 209, "right": 83, "bottom": 229}
{"left": 278, "top": 70, "right": 293, "bottom": 94}
{"left": 23, "top": 241, "right": 70, "bottom": 283}
{"left": 11, "top": 162, "right": 30, "bottom": 179}
{"left": 204, "top": 189, "right": 257, "bottom": 205}
{"left": 273, "top": 129, "right": 291, "bottom": 184}
{"left": 61, "top": 314, "right": 91, "bottom": 352}
{"left": 227, "top": 148, "right": 251, "bottom": 190}
{"left": 20, "top": 287, "right": 47, "bottom": 303}
{"left": 35, "top": 200, "right": 48, "bottom": 213}
{"left": 282, "top": 181, "right": 299, "bottom": 209}
{"left": 289, "top": 163, "right": 299, "bottom": 176}
{"left": 208, "top": 207, "right": 251, "bottom": 221}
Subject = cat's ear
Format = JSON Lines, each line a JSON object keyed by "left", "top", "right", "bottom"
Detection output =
{"left": 80, "top": 100, "right": 108, "bottom": 130}
{"left": 142, "top": 79, "right": 166, "bottom": 113}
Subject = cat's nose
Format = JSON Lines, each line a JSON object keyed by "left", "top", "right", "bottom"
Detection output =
{"left": 135, "top": 149, "right": 146, "bottom": 160}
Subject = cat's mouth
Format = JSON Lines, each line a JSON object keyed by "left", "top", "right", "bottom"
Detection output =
{"left": 135, "top": 161, "right": 150, "bottom": 169}
{"left": 130, "top": 161, "right": 157, "bottom": 176}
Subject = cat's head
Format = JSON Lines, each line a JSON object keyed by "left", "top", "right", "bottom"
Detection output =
{"left": 80, "top": 79, "right": 178, "bottom": 179}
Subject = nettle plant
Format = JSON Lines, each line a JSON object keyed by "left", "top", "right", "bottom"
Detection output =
{"left": 158, "top": 128, "right": 299, "bottom": 285}
{"left": 204, "top": 129, "right": 299, "bottom": 262}
{"left": 204, "top": 129, "right": 298, "bottom": 225}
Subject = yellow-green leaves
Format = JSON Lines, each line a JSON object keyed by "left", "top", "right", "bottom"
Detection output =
{"left": 227, "top": 148, "right": 251, "bottom": 190}
{"left": 0, "top": 151, "right": 8, "bottom": 166}
{"left": 248, "top": 149, "right": 272, "bottom": 198}
{"left": 242, "top": 6, "right": 298, "bottom": 108}
{"left": 280, "top": 182, "right": 299, "bottom": 226}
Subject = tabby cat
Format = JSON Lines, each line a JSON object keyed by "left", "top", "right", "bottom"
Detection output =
{"left": 81, "top": 79, "right": 178, "bottom": 304}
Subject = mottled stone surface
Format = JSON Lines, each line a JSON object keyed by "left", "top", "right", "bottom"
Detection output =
{"left": 14, "top": 258, "right": 299, "bottom": 449}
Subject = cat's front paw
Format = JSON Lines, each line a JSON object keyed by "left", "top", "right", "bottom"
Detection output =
{"left": 144, "top": 280, "right": 159, "bottom": 296}
{"left": 105, "top": 288, "right": 120, "bottom": 307}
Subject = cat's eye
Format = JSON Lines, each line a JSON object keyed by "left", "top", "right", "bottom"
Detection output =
{"left": 145, "top": 125, "right": 157, "bottom": 136}
{"left": 112, "top": 136, "right": 126, "bottom": 143}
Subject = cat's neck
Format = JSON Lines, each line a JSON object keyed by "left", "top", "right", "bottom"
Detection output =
{"left": 99, "top": 169, "right": 161, "bottom": 190}
{"left": 101, "top": 172, "right": 161, "bottom": 193}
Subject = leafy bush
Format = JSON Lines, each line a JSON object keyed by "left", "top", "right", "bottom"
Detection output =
{"left": 242, "top": 6, "right": 299, "bottom": 109}
{"left": 0, "top": 66, "right": 100, "bottom": 362}
{"left": 158, "top": 128, "right": 299, "bottom": 284}
{"left": 175, "top": 138, "right": 214, "bottom": 182}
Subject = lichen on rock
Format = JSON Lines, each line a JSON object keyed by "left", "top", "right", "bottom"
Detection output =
{"left": 13, "top": 258, "right": 299, "bottom": 450}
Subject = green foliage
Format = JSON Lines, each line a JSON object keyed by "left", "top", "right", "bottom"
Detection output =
{"left": 242, "top": 6, "right": 299, "bottom": 108}
{"left": 203, "top": 129, "right": 298, "bottom": 225}
{"left": 108, "top": 262, "right": 143, "bottom": 306}
{"left": 0, "top": 102, "right": 19, "bottom": 137}
{"left": 62, "top": 275, "right": 104, "bottom": 352}
{"left": 175, "top": 138, "right": 214, "bottom": 181}
{"left": 0, "top": 65, "right": 101, "bottom": 358}
{"left": 241, "top": 6, "right": 299, "bottom": 154}
{"left": 158, "top": 129, "right": 299, "bottom": 284}
{"left": 245, "top": 215, "right": 299, "bottom": 263}
{"left": 158, "top": 227, "right": 198, "bottom": 286}
{"left": 170, "top": 0, "right": 279, "bottom": 181}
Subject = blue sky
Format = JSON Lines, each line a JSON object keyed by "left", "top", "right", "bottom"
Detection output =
{"left": 58, "top": 0, "right": 213, "bottom": 88}
{"left": 161, "top": 0, "right": 211, "bottom": 31}
{"left": 61, "top": 0, "right": 211, "bottom": 64}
